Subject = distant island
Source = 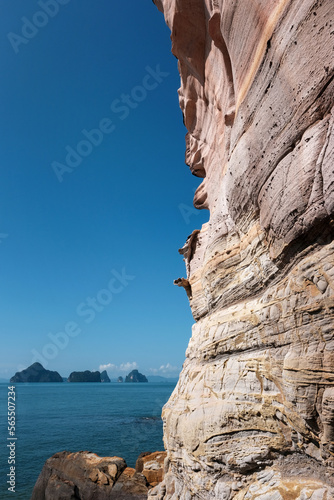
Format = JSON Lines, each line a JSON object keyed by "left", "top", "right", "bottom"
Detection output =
{"left": 68, "top": 370, "right": 101, "bottom": 383}
{"left": 8, "top": 364, "right": 155, "bottom": 384}
{"left": 125, "top": 369, "right": 148, "bottom": 383}
{"left": 10, "top": 362, "right": 63, "bottom": 383}
{"left": 100, "top": 370, "right": 111, "bottom": 383}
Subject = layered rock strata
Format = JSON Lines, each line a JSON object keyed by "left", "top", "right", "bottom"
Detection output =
{"left": 151, "top": 0, "right": 334, "bottom": 498}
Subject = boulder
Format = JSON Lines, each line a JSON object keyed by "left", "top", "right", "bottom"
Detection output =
{"left": 31, "top": 451, "right": 167, "bottom": 500}
{"left": 31, "top": 451, "right": 127, "bottom": 500}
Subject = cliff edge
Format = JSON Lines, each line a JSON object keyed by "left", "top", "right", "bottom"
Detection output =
{"left": 151, "top": 0, "right": 334, "bottom": 498}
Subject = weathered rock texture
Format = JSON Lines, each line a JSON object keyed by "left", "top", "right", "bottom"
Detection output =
{"left": 136, "top": 451, "right": 167, "bottom": 487}
{"left": 151, "top": 0, "right": 334, "bottom": 498}
{"left": 31, "top": 451, "right": 149, "bottom": 500}
{"left": 109, "top": 467, "right": 149, "bottom": 499}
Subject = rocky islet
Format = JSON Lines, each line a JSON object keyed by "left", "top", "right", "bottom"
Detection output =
{"left": 10, "top": 362, "right": 63, "bottom": 383}
{"left": 125, "top": 370, "right": 148, "bottom": 383}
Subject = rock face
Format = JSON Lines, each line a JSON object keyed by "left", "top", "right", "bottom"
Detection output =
{"left": 68, "top": 370, "right": 101, "bottom": 383}
{"left": 10, "top": 362, "right": 63, "bottom": 383}
{"left": 100, "top": 370, "right": 111, "bottom": 383}
{"left": 118, "top": 376, "right": 124, "bottom": 383}
{"left": 151, "top": 0, "right": 334, "bottom": 498}
{"left": 125, "top": 370, "right": 148, "bottom": 383}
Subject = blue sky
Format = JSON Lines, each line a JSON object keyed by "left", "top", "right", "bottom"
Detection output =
{"left": 0, "top": 1, "right": 208, "bottom": 380}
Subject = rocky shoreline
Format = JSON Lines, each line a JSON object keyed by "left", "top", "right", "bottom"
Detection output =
{"left": 31, "top": 450, "right": 166, "bottom": 499}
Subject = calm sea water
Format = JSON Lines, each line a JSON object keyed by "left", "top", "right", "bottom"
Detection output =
{"left": 0, "top": 382, "right": 175, "bottom": 499}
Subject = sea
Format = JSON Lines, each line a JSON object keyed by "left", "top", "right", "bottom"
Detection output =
{"left": 0, "top": 382, "right": 176, "bottom": 499}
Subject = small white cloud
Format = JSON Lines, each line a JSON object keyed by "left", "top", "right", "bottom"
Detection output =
{"left": 119, "top": 362, "right": 138, "bottom": 372}
{"left": 99, "top": 363, "right": 117, "bottom": 372}
{"left": 149, "top": 363, "right": 179, "bottom": 375}
{"left": 99, "top": 362, "right": 138, "bottom": 373}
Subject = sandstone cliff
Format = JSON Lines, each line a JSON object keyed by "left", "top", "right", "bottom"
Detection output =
{"left": 151, "top": 0, "right": 334, "bottom": 498}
